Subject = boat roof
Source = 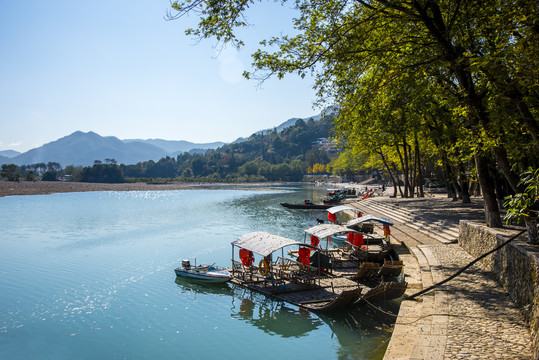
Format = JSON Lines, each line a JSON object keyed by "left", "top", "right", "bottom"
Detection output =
{"left": 327, "top": 205, "right": 357, "bottom": 214}
{"left": 232, "top": 232, "right": 305, "bottom": 257}
{"left": 304, "top": 223, "right": 355, "bottom": 238}
{"left": 346, "top": 214, "right": 394, "bottom": 227}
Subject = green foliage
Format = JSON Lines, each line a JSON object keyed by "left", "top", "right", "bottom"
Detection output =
{"left": 504, "top": 167, "right": 539, "bottom": 224}
{"left": 42, "top": 171, "right": 58, "bottom": 181}
{"left": 119, "top": 115, "right": 334, "bottom": 182}
{"left": 167, "top": 0, "right": 537, "bottom": 212}
{"left": 1, "top": 164, "right": 20, "bottom": 181}
{"left": 80, "top": 163, "right": 125, "bottom": 183}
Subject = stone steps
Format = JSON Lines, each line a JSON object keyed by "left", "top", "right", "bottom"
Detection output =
{"left": 357, "top": 198, "right": 459, "bottom": 244}
{"left": 384, "top": 243, "right": 449, "bottom": 360}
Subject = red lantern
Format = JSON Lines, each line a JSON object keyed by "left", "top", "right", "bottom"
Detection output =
{"left": 239, "top": 249, "right": 254, "bottom": 266}
{"left": 298, "top": 247, "right": 310, "bottom": 265}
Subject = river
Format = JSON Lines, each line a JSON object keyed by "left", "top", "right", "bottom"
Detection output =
{"left": 0, "top": 184, "right": 399, "bottom": 359}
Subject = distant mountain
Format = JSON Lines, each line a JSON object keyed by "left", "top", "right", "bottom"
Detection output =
{"left": 6, "top": 131, "right": 168, "bottom": 167}
{"left": 123, "top": 139, "right": 225, "bottom": 154}
{"left": 0, "top": 109, "right": 334, "bottom": 168}
{"left": 0, "top": 150, "right": 20, "bottom": 158}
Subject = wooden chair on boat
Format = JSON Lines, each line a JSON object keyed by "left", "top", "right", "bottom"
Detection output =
{"left": 274, "top": 256, "right": 293, "bottom": 280}
{"left": 232, "top": 259, "right": 248, "bottom": 280}
{"left": 232, "top": 259, "right": 267, "bottom": 284}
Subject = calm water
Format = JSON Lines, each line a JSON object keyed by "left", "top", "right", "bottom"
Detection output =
{"left": 0, "top": 184, "right": 399, "bottom": 359}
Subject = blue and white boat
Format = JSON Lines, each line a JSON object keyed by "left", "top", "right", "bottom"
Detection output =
{"left": 174, "top": 260, "right": 231, "bottom": 283}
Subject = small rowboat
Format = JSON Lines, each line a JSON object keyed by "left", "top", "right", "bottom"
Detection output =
{"left": 174, "top": 260, "right": 231, "bottom": 283}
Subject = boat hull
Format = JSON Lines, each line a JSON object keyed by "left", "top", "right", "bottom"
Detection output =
{"left": 174, "top": 268, "right": 231, "bottom": 283}
{"left": 281, "top": 202, "right": 333, "bottom": 210}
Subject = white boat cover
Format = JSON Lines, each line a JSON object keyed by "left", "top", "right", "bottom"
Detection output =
{"left": 232, "top": 232, "right": 304, "bottom": 257}
{"left": 327, "top": 205, "right": 358, "bottom": 214}
{"left": 304, "top": 223, "right": 355, "bottom": 238}
{"left": 346, "top": 214, "right": 394, "bottom": 227}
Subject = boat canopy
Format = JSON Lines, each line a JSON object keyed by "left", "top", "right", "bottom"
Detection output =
{"left": 346, "top": 214, "right": 394, "bottom": 227}
{"left": 232, "top": 232, "right": 305, "bottom": 257}
{"left": 327, "top": 205, "right": 357, "bottom": 214}
{"left": 304, "top": 223, "right": 355, "bottom": 238}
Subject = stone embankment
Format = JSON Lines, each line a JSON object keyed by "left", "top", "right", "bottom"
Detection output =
{"left": 348, "top": 194, "right": 534, "bottom": 360}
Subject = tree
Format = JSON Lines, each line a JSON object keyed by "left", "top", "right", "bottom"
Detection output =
{"left": 1, "top": 164, "right": 20, "bottom": 181}
{"left": 168, "top": 0, "right": 538, "bottom": 227}
{"left": 504, "top": 168, "right": 539, "bottom": 244}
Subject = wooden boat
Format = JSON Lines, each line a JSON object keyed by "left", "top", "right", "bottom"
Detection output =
{"left": 174, "top": 260, "right": 231, "bottom": 283}
{"left": 343, "top": 215, "right": 395, "bottom": 262}
{"left": 281, "top": 201, "right": 333, "bottom": 210}
{"left": 229, "top": 231, "right": 406, "bottom": 311}
{"left": 326, "top": 205, "right": 362, "bottom": 225}
{"left": 302, "top": 222, "right": 394, "bottom": 265}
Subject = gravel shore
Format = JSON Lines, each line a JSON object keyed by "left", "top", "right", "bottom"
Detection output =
{"left": 0, "top": 180, "right": 285, "bottom": 197}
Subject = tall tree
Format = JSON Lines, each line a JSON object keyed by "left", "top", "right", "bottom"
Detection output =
{"left": 168, "top": 0, "right": 538, "bottom": 227}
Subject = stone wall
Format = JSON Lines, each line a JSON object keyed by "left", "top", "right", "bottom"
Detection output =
{"left": 459, "top": 221, "right": 539, "bottom": 359}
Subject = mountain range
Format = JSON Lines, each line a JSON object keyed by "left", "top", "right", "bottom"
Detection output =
{"left": 1, "top": 113, "right": 323, "bottom": 167}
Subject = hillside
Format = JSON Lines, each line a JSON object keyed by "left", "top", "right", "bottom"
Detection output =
{"left": 0, "top": 110, "right": 333, "bottom": 170}
{"left": 119, "top": 113, "right": 336, "bottom": 182}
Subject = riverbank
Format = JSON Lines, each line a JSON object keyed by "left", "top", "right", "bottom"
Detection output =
{"left": 0, "top": 180, "right": 286, "bottom": 197}
{"left": 348, "top": 195, "right": 534, "bottom": 359}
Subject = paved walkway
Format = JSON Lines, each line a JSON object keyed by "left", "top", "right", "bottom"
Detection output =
{"left": 348, "top": 194, "right": 533, "bottom": 360}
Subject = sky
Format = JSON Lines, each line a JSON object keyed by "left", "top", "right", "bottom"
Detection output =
{"left": 0, "top": 1, "right": 320, "bottom": 153}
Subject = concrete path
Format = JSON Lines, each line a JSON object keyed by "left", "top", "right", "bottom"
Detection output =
{"left": 348, "top": 195, "right": 533, "bottom": 360}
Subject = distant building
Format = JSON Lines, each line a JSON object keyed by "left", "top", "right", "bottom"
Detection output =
{"left": 313, "top": 138, "right": 338, "bottom": 153}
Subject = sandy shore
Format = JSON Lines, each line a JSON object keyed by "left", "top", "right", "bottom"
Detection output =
{"left": 0, "top": 180, "right": 286, "bottom": 197}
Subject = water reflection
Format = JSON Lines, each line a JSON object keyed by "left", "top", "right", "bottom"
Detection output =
{"left": 230, "top": 293, "right": 323, "bottom": 338}
{"left": 174, "top": 277, "right": 398, "bottom": 353}
{"left": 174, "top": 277, "right": 321, "bottom": 338}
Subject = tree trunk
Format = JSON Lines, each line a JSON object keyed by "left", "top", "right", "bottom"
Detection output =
{"left": 442, "top": 157, "right": 458, "bottom": 200}
{"left": 409, "top": 142, "right": 417, "bottom": 196}
{"left": 391, "top": 163, "right": 404, "bottom": 197}
{"left": 493, "top": 145, "right": 525, "bottom": 193}
{"left": 460, "top": 178, "right": 471, "bottom": 203}
{"left": 396, "top": 142, "right": 409, "bottom": 198}
{"left": 494, "top": 176, "right": 506, "bottom": 210}
{"left": 415, "top": 133, "right": 424, "bottom": 197}
{"left": 474, "top": 153, "right": 503, "bottom": 227}
{"left": 378, "top": 150, "right": 398, "bottom": 198}
{"left": 524, "top": 217, "right": 538, "bottom": 245}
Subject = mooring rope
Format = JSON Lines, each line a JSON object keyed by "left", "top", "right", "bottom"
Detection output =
{"left": 406, "top": 229, "right": 526, "bottom": 300}
{"left": 361, "top": 296, "right": 399, "bottom": 317}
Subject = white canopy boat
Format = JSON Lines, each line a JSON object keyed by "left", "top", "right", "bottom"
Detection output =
{"left": 326, "top": 205, "right": 361, "bottom": 224}
{"left": 229, "top": 231, "right": 406, "bottom": 310}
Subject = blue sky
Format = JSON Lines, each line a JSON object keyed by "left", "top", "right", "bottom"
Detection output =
{"left": 0, "top": 1, "right": 319, "bottom": 152}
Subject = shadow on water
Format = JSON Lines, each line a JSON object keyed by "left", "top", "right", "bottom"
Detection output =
{"left": 174, "top": 277, "right": 399, "bottom": 358}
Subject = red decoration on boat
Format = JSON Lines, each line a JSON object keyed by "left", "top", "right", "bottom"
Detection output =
{"left": 298, "top": 247, "right": 310, "bottom": 265}
{"left": 327, "top": 212, "right": 337, "bottom": 223}
{"left": 239, "top": 249, "right": 254, "bottom": 267}
{"left": 310, "top": 235, "right": 320, "bottom": 247}
{"left": 383, "top": 225, "right": 391, "bottom": 237}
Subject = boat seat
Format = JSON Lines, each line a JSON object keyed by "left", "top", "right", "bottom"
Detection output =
{"left": 232, "top": 259, "right": 249, "bottom": 280}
